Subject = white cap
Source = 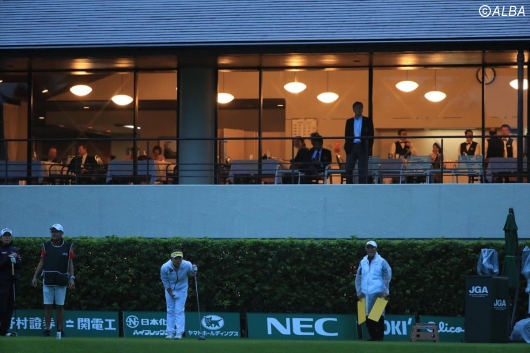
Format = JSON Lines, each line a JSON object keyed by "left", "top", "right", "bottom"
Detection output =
{"left": 365, "top": 240, "right": 378, "bottom": 248}
{"left": 0, "top": 228, "right": 13, "bottom": 236}
{"left": 50, "top": 224, "right": 64, "bottom": 232}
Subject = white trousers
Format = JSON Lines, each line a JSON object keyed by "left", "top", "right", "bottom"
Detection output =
{"left": 165, "top": 290, "right": 187, "bottom": 335}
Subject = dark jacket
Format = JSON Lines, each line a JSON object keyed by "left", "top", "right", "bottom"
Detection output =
{"left": 307, "top": 148, "right": 332, "bottom": 174}
{"left": 290, "top": 147, "right": 312, "bottom": 170}
{"left": 344, "top": 116, "right": 375, "bottom": 155}
{"left": 68, "top": 154, "right": 98, "bottom": 174}
{"left": 0, "top": 244, "right": 22, "bottom": 282}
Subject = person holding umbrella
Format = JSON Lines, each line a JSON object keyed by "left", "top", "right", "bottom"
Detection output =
{"left": 0, "top": 228, "right": 22, "bottom": 337}
{"left": 160, "top": 250, "right": 197, "bottom": 340}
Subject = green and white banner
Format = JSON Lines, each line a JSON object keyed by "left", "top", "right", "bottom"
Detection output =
{"left": 418, "top": 315, "right": 465, "bottom": 342}
{"left": 10, "top": 310, "right": 119, "bottom": 337}
{"left": 122, "top": 311, "right": 240, "bottom": 338}
{"left": 247, "top": 313, "right": 358, "bottom": 340}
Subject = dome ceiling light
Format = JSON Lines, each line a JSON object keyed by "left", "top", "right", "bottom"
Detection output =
{"left": 70, "top": 85, "right": 92, "bottom": 96}
{"left": 284, "top": 72, "right": 307, "bottom": 93}
{"left": 218, "top": 72, "right": 234, "bottom": 104}
{"left": 424, "top": 70, "right": 446, "bottom": 102}
{"left": 317, "top": 71, "right": 339, "bottom": 103}
{"left": 111, "top": 94, "right": 133, "bottom": 105}
{"left": 396, "top": 71, "right": 418, "bottom": 92}
{"left": 112, "top": 74, "right": 133, "bottom": 105}
{"left": 509, "top": 79, "right": 528, "bottom": 90}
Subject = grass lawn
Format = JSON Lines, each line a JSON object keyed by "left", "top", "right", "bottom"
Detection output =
{"left": 1, "top": 338, "right": 528, "bottom": 353}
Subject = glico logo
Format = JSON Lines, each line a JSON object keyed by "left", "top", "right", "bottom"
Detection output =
{"left": 201, "top": 315, "right": 225, "bottom": 330}
{"left": 469, "top": 286, "right": 488, "bottom": 294}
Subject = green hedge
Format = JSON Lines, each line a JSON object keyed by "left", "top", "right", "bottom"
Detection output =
{"left": 11, "top": 237, "right": 530, "bottom": 319}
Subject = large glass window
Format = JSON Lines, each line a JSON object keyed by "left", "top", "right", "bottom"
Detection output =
{"left": 485, "top": 67, "right": 528, "bottom": 158}
{"left": 33, "top": 72, "right": 135, "bottom": 163}
{"left": 261, "top": 69, "right": 368, "bottom": 160}
{"left": 0, "top": 73, "right": 28, "bottom": 161}
{"left": 217, "top": 70, "right": 259, "bottom": 161}
{"left": 373, "top": 68, "right": 483, "bottom": 162}
{"left": 137, "top": 71, "right": 177, "bottom": 161}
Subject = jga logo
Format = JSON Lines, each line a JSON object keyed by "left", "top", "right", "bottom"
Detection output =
{"left": 493, "top": 299, "right": 507, "bottom": 308}
{"left": 468, "top": 286, "right": 489, "bottom": 297}
{"left": 469, "top": 286, "right": 488, "bottom": 294}
{"left": 201, "top": 315, "right": 225, "bottom": 330}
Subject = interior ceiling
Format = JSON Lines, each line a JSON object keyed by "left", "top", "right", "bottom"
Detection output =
{"left": 0, "top": 51, "right": 528, "bottom": 72}
{"left": 1, "top": 50, "right": 528, "bottom": 137}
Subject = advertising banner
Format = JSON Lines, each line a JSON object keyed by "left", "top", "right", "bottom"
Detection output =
{"left": 122, "top": 311, "right": 240, "bottom": 338}
{"left": 247, "top": 313, "right": 358, "bottom": 340}
{"left": 361, "top": 314, "right": 415, "bottom": 341}
{"left": 418, "top": 315, "right": 465, "bottom": 342}
{"left": 10, "top": 310, "right": 119, "bottom": 337}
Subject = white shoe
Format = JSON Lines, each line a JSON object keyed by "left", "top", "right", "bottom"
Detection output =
{"left": 165, "top": 334, "right": 174, "bottom": 339}
{"left": 174, "top": 333, "right": 182, "bottom": 340}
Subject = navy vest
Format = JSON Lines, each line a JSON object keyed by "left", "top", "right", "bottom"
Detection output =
{"left": 487, "top": 138, "right": 504, "bottom": 158}
{"left": 394, "top": 141, "right": 410, "bottom": 157}
{"left": 43, "top": 240, "right": 72, "bottom": 286}
{"left": 460, "top": 141, "right": 477, "bottom": 156}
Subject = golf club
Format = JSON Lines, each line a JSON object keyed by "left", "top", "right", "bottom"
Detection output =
{"left": 194, "top": 271, "right": 205, "bottom": 340}
{"left": 10, "top": 261, "right": 17, "bottom": 337}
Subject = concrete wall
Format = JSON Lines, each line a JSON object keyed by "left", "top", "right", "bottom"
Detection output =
{"left": 1, "top": 184, "right": 528, "bottom": 239}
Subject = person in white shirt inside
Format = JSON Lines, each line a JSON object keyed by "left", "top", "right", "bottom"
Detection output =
{"left": 160, "top": 250, "right": 197, "bottom": 340}
{"left": 500, "top": 124, "right": 517, "bottom": 158}
{"left": 152, "top": 146, "right": 166, "bottom": 161}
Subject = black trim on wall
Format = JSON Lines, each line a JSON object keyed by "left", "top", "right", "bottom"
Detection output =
{"left": 1, "top": 39, "right": 529, "bottom": 59}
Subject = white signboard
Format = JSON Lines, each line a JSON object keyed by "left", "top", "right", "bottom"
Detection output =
{"left": 291, "top": 118, "right": 317, "bottom": 137}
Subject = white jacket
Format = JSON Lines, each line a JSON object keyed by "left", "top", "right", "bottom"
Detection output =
{"left": 160, "top": 259, "right": 194, "bottom": 293}
{"left": 355, "top": 253, "right": 392, "bottom": 313}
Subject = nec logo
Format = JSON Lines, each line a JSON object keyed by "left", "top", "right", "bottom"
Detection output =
{"left": 267, "top": 318, "right": 338, "bottom": 336}
{"left": 469, "top": 286, "right": 488, "bottom": 294}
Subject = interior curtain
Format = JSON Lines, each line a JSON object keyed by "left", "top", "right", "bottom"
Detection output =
{"left": 3, "top": 103, "right": 20, "bottom": 161}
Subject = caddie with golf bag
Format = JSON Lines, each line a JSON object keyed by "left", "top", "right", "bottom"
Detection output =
{"left": 0, "top": 228, "right": 22, "bottom": 337}
{"left": 160, "top": 249, "right": 198, "bottom": 340}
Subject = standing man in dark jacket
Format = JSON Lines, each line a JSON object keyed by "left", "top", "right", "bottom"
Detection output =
{"left": 31, "top": 224, "right": 75, "bottom": 337}
{"left": 344, "top": 101, "right": 375, "bottom": 184}
{"left": 0, "top": 228, "right": 22, "bottom": 337}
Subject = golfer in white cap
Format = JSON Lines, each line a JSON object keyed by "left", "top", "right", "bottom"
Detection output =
{"left": 160, "top": 250, "right": 197, "bottom": 340}
{"left": 0, "top": 228, "right": 22, "bottom": 337}
{"left": 355, "top": 240, "right": 392, "bottom": 341}
{"left": 31, "top": 224, "right": 75, "bottom": 338}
